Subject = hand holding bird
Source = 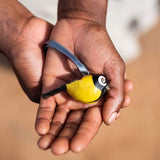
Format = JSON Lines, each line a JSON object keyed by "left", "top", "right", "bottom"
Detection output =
{"left": 35, "top": 19, "right": 133, "bottom": 154}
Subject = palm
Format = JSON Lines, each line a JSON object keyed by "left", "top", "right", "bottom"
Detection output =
{"left": 75, "top": 25, "right": 113, "bottom": 74}
{"left": 41, "top": 20, "right": 104, "bottom": 110}
{"left": 35, "top": 19, "right": 133, "bottom": 155}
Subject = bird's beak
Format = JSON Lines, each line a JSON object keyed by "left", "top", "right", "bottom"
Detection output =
{"left": 106, "top": 84, "right": 110, "bottom": 91}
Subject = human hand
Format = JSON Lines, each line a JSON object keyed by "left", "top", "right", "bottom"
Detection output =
{"left": 35, "top": 19, "right": 133, "bottom": 155}
{"left": 0, "top": 0, "right": 53, "bottom": 102}
{"left": 9, "top": 17, "right": 53, "bottom": 102}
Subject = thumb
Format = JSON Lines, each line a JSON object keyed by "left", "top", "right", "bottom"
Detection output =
{"left": 102, "top": 56, "right": 125, "bottom": 125}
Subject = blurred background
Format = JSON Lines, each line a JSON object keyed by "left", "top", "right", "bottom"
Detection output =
{"left": 0, "top": 0, "right": 160, "bottom": 159}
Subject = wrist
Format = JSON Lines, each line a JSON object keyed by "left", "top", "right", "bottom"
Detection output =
{"left": 58, "top": 0, "right": 108, "bottom": 27}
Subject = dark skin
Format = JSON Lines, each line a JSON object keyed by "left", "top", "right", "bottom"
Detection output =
{"left": 0, "top": 0, "right": 133, "bottom": 155}
{"left": 0, "top": 0, "right": 53, "bottom": 102}
{"left": 36, "top": 0, "right": 133, "bottom": 155}
{"left": 36, "top": 19, "right": 133, "bottom": 155}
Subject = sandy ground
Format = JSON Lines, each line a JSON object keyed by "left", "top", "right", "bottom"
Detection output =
{"left": 0, "top": 20, "right": 160, "bottom": 160}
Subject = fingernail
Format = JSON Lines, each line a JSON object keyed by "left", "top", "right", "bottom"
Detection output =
{"left": 117, "top": 112, "right": 120, "bottom": 118}
{"left": 108, "top": 112, "right": 117, "bottom": 125}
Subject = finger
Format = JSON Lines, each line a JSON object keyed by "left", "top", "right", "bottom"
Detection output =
{"left": 104, "top": 91, "right": 131, "bottom": 123}
{"left": 51, "top": 110, "right": 84, "bottom": 155}
{"left": 103, "top": 58, "right": 125, "bottom": 125}
{"left": 70, "top": 107, "right": 102, "bottom": 153}
{"left": 35, "top": 97, "right": 56, "bottom": 135}
{"left": 122, "top": 94, "right": 131, "bottom": 108}
{"left": 124, "top": 79, "right": 133, "bottom": 93}
{"left": 115, "top": 111, "right": 120, "bottom": 120}
{"left": 114, "top": 94, "right": 131, "bottom": 121}
{"left": 122, "top": 79, "right": 133, "bottom": 108}
{"left": 35, "top": 44, "right": 74, "bottom": 136}
{"left": 38, "top": 107, "right": 70, "bottom": 150}
{"left": 35, "top": 45, "right": 64, "bottom": 136}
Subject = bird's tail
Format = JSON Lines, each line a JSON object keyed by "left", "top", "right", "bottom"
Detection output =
{"left": 42, "top": 85, "right": 66, "bottom": 99}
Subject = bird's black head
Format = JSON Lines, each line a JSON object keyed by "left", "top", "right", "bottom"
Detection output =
{"left": 92, "top": 74, "right": 110, "bottom": 95}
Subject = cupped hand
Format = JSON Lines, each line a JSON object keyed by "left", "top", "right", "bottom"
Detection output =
{"left": 9, "top": 16, "right": 53, "bottom": 102}
{"left": 35, "top": 19, "right": 133, "bottom": 155}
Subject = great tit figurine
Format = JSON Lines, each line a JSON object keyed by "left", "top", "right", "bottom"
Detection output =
{"left": 42, "top": 74, "right": 110, "bottom": 103}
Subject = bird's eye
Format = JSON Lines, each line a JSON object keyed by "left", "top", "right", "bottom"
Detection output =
{"left": 98, "top": 76, "right": 107, "bottom": 86}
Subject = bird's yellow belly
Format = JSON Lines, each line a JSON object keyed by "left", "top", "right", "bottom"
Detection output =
{"left": 66, "top": 75, "right": 101, "bottom": 103}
